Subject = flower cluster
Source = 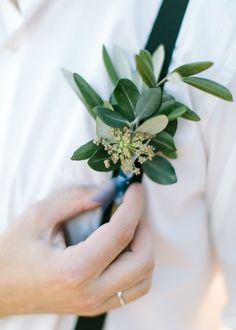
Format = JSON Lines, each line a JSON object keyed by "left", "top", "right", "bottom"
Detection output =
{"left": 94, "top": 127, "right": 155, "bottom": 174}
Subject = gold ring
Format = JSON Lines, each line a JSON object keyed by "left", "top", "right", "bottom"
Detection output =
{"left": 117, "top": 291, "right": 126, "bottom": 306}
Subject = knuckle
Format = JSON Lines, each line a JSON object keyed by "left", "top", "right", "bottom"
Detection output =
{"left": 116, "top": 223, "right": 134, "bottom": 247}
{"left": 69, "top": 293, "right": 101, "bottom": 315}
{"left": 61, "top": 247, "right": 96, "bottom": 289}
{"left": 60, "top": 268, "right": 86, "bottom": 290}
{"left": 82, "top": 295, "right": 99, "bottom": 310}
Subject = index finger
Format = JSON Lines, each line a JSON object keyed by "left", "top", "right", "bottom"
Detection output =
{"left": 66, "top": 183, "right": 144, "bottom": 278}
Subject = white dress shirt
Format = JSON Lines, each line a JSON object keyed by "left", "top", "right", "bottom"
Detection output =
{"left": 0, "top": 0, "right": 236, "bottom": 329}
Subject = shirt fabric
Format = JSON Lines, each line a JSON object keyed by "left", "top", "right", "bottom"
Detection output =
{"left": 0, "top": 0, "right": 236, "bottom": 329}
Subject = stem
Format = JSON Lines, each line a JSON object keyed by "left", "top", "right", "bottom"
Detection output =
{"left": 156, "top": 76, "right": 168, "bottom": 87}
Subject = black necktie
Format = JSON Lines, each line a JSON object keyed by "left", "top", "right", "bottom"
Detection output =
{"left": 75, "top": 0, "right": 189, "bottom": 329}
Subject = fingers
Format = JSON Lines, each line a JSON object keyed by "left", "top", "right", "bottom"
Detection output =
{"left": 24, "top": 186, "right": 100, "bottom": 232}
{"left": 130, "top": 219, "right": 155, "bottom": 257}
{"left": 80, "top": 277, "right": 152, "bottom": 317}
{"left": 66, "top": 183, "right": 144, "bottom": 277}
{"left": 95, "top": 222, "right": 155, "bottom": 298}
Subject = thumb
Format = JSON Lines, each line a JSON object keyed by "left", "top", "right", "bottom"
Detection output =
{"left": 28, "top": 186, "right": 100, "bottom": 232}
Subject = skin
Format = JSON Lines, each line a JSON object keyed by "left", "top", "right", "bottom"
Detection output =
{"left": 0, "top": 183, "right": 155, "bottom": 316}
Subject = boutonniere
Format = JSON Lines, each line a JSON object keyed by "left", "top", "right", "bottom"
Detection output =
{"left": 63, "top": 45, "right": 233, "bottom": 185}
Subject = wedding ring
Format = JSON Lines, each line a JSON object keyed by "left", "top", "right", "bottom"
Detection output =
{"left": 117, "top": 291, "right": 126, "bottom": 306}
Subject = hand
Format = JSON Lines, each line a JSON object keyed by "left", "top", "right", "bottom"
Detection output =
{"left": 0, "top": 183, "right": 155, "bottom": 316}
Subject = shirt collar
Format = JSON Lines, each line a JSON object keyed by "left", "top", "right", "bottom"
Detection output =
{"left": 10, "top": 0, "right": 20, "bottom": 10}
{"left": 9, "top": 0, "right": 43, "bottom": 15}
{"left": 0, "top": 0, "right": 44, "bottom": 51}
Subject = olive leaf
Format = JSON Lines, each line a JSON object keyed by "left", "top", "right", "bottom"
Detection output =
{"left": 158, "top": 99, "right": 176, "bottom": 115}
{"left": 102, "top": 45, "right": 119, "bottom": 86}
{"left": 139, "top": 50, "right": 154, "bottom": 72}
{"left": 62, "top": 69, "right": 85, "bottom": 101}
{"left": 162, "top": 92, "right": 175, "bottom": 103}
{"left": 134, "top": 88, "right": 162, "bottom": 120}
{"left": 88, "top": 148, "right": 119, "bottom": 172}
{"left": 161, "top": 150, "right": 178, "bottom": 159}
{"left": 136, "top": 115, "right": 168, "bottom": 135}
{"left": 96, "top": 117, "right": 113, "bottom": 138}
{"left": 175, "top": 101, "right": 200, "bottom": 122}
{"left": 151, "top": 131, "right": 177, "bottom": 153}
{"left": 114, "top": 46, "right": 132, "bottom": 80}
{"left": 168, "top": 106, "right": 187, "bottom": 121}
{"left": 63, "top": 68, "right": 98, "bottom": 119}
{"left": 173, "top": 62, "right": 213, "bottom": 77}
{"left": 165, "top": 120, "right": 178, "bottom": 137}
{"left": 142, "top": 155, "right": 177, "bottom": 185}
{"left": 135, "top": 51, "right": 156, "bottom": 87}
{"left": 95, "top": 106, "right": 129, "bottom": 128}
{"left": 183, "top": 77, "right": 233, "bottom": 101}
{"left": 103, "top": 100, "right": 114, "bottom": 110}
{"left": 113, "top": 104, "right": 135, "bottom": 122}
{"left": 152, "top": 44, "right": 165, "bottom": 81}
{"left": 182, "top": 109, "right": 201, "bottom": 121}
{"left": 71, "top": 140, "right": 98, "bottom": 160}
{"left": 113, "top": 79, "right": 140, "bottom": 117}
{"left": 109, "top": 93, "right": 117, "bottom": 105}
{"left": 73, "top": 73, "right": 103, "bottom": 118}
{"left": 167, "top": 72, "right": 182, "bottom": 83}
{"left": 132, "top": 71, "right": 143, "bottom": 93}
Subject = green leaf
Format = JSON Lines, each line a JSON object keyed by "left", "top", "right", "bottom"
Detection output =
{"left": 113, "top": 46, "right": 132, "bottom": 79}
{"left": 161, "top": 150, "right": 177, "bottom": 159}
{"left": 109, "top": 93, "right": 117, "bottom": 105}
{"left": 167, "top": 72, "right": 183, "bottom": 83}
{"left": 102, "top": 45, "right": 119, "bottom": 86}
{"left": 132, "top": 71, "right": 143, "bottom": 92}
{"left": 73, "top": 73, "right": 103, "bottom": 118}
{"left": 158, "top": 99, "right": 176, "bottom": 115}
{"left": 95, "top": 106, "right": 129, "bottom": 128}
{"left": 113, "top": 104, "right": 135, "bottom": 122}
{"left": 135, "top": 54, "right": 156, "bottom": 87}
{"left": 139, "top": 50, "right": 154, "bottom": 71}
{"left": 62, "top": 69, "right": 86, "bottom": 102}
{"left": 96, "top": 117, "right": 113, "bottom": 138}
{"left": 88, "top": 148, "right": 119, "bottom": 172}
{"left": 151, "top": 131, "right": 177, "bottom": 153}
{"left": 152, "top": 44, "right": 165, "bottom": 81}
{"left": 182, "top": 109, "right": 201, "bottom": 121}
{"left": 136, "top": 115, "right": 168, "bottom": 135}
{"left": 165, "top": 120, "right": 178, "bottom": 136}
{"left": 174, "top": 101, "right": 201, "bottom": 121}
{"left": 173, "top": 61, "right": 213, "bottom": 77}
{"left": 103, "top": 101, "right": 114, "bottom": 110}
{"left": 183, "top": 76, "right": 233, "bottom": 101}
{"left": 142, "top": 155, "right": 177, "bottom": 185}
{"left": 135, "top": 88, "right": 162, "bottom": 120}
{"left": 113, "top": 79, "right": 140, "bottom": 117}
{"left": 162, "top": 92, "right": 175, "bottom": 103}
{"left": 63, "top": 69, "right": 99, "bottom": 119}
{"left": 71, "top": 140, "right": 98, "bottom": 160}
{"left": 168, "top": 106, "right": 187, "bottom": 121}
